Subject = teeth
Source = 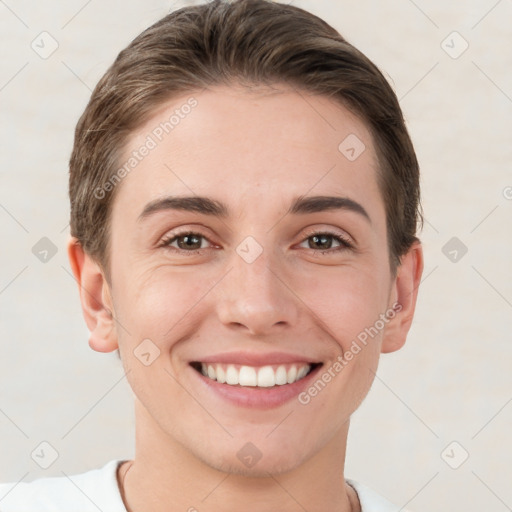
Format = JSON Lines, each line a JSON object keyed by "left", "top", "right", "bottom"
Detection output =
{"left": 216, "top": 365, "right": 226, "bottom": 384}
{"left": 226, "top": 364, "right": 239, "bottom": 385}
{"left": 297, "top": 366, "right": 308, "bottom": 380}
{"left": 239, "top": 366, "right": 257, "bottom": 386}
{"left": 257, "top": 365, "right": 275, "bottom": 387}
{"left": 275, "top": 365, "right": 287, "bottom": 385}
{"left": 287, "top": 365, "right": 297, "bottom": 384}
{"left": 199, "top": 363, "right": 313, "bottom": 387}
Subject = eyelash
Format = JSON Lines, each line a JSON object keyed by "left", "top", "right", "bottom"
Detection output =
{"left": 159, "top": 229, "right": 354, "bottom": 256}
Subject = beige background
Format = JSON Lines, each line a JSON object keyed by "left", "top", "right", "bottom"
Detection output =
{"left": 1, "top": 1, "right": 511, "bottom": 510}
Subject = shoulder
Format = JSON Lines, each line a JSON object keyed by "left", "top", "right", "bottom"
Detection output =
{"left": 346, "top": 479, "right": 413, "bottom": 512}
{"left": 0, "top": 459, "right": 127, "bottom": 512}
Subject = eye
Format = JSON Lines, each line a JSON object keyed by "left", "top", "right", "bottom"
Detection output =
{"left": 160, "top": 231, "right": 212, "bottom": 254}
{"left": 298, "top": 231, "right": 354, "bottom": 254}
{"left": 159, "top": 229, "right": 354, "bottom": 256}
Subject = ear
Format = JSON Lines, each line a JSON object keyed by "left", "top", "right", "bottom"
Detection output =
{"left": 381, "top": 241, "right": 424, "bottom": 354}
{"left": 67, "top": 236, "right": 118, "bottom": 353}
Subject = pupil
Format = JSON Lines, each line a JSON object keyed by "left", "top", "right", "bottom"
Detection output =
{"left": 179, "top": 235, "right": 200, "bottom": 249}
{"left": 312, "top": 235, "right": 331, "bottom": 249}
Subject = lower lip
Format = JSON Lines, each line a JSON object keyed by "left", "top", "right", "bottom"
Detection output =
{"left": 190, "top": 364, "right": 323, "bottom": 410}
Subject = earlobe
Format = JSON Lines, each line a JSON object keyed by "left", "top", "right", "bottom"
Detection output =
{"left": 67, "top": 237, "right": 119, "bottom": 353}
{"left": 381, "top": 241, "right": 424, "bottom": 354}
{"left": 88, "top": 312, "right": 118, "bottom": 352}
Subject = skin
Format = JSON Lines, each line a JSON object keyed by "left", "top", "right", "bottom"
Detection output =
{"left": 68, "top": 83, "right": 423, "bottom": 512}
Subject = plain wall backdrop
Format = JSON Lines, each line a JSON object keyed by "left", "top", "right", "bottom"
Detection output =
{"left": 0, "top": 1, "right": 511, "bottom": 510}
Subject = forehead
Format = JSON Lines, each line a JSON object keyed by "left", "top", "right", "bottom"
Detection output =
{"left": 112, "top": 83, "right": 383, "bottom": 222}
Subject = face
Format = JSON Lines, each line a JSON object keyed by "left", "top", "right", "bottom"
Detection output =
{"left": 99, "top": 84, "right": 406, "bottom": 475}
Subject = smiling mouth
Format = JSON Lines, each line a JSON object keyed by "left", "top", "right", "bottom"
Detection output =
{"left": 190, "top": 361, "right": 322, "bottom": 388}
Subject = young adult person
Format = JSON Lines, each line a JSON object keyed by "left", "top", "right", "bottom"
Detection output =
{"left": 0, "top": 1, "right": 423, "bottom": 510}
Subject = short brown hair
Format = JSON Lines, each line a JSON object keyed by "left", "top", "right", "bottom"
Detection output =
{"left": 69, "top": 0, "right": 422, "bottom": 276}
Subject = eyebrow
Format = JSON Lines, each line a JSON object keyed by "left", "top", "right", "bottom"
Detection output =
{"left": 138, "top": 195, "right": 371, "bottom": 223}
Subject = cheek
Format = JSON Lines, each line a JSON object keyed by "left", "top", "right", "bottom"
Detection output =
{"left": 293, "top": 264, "right": 390, "bottom": 349}
{"left": 115, "top": 268, "right": 209, "bottom": 344}
{"left": 111, "top": 270, "right": 206, "bottom": 416}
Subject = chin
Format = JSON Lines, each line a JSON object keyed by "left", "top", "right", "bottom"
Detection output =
{"left": 199, "top": 448, "right": 305, "bottom": 478}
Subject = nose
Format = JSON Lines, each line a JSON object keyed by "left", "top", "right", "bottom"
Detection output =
{"left": 215, "top": 245, "right": 300, "bottom": 336}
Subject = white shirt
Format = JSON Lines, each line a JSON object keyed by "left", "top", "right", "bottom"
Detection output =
{"left": 0, "top": 460, "right": 409, "bottom": 511}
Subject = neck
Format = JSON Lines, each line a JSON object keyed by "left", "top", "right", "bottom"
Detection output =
{"left": 119, "top": 399, "right": 359, "bottom": 512}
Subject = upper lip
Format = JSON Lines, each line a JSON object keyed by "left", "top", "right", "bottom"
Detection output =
{"left": 190, "top": 351, "right": 322, "bottom": 366}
